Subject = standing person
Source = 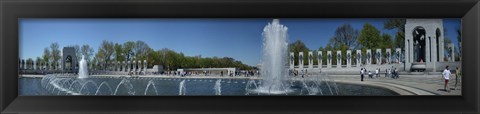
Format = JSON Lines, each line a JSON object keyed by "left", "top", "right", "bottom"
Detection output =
{"left": 454, "top": 67, "right": 461, "bottom": 90}
{"left": 360, "top": 68, "right": 364, "bottom": 81}
{"left": 385, "top": 69, "right": 388, "bottom": 77}
{"left": 442, "top": 66, "right": 451, "bottom": 92}
{"left": 375, "top": 68, "right": 379, "bottom": 78}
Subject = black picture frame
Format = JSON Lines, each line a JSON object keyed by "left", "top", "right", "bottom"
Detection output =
{"left": 1, "top": 0, "right": 479, "bottom": 114}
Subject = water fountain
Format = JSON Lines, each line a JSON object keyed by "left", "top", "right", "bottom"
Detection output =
{"left": 255, "top": 19, "right": 290, "bottom": 94}
{"left": 214, "top": 79, "right": 222, "bottom": 95}
{"left": 78, "top": 55, "right": 89, "bottom": 78}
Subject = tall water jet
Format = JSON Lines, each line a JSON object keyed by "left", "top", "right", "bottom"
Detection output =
{"left": 78, "top": 55, "right": 89, "bottom": 78}
{"left": 257, "top": 19, "right": 290, "bottom": 94}
{"left": 214, "top": 79, "right": 222, "bottom": 95}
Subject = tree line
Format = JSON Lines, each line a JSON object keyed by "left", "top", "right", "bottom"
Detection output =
{"left": 29, "top": 40, "right": 255, "bottom": 71}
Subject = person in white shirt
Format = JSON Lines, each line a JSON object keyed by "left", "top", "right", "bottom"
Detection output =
{"left": 375, "top": 68, "right": 379, "bottom": 78}
{"left": 442, "top": 66, "right": 451, "bottom": 92}
{"left": 360, "top": 68, "right": 364, "bottom": 81}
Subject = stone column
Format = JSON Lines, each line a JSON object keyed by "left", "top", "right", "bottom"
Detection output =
{"left": 431, "top": 36, "right": 438, "bottom": 62}
{"left": 298, "top": 52, "right": 304, "bottom": 70}
{"left": 327, "top": 51, "right": 332, "bottom": 68}
{"left": 308, "top": 51, "right": 313, "bottom": 69}
{"left": 138, "top": 60, "right": 141, "bottom": 72}
{"left": 450, "top": 43, "right": 455, "bottom": 62}
{"left": 127, "top": 61, "right": 130, "bottom": 72}
{"left": 386, "top": 48, "right": 391, "bottom": 64}
{"left": 336, "top": 51, "right": 342, "bottom": 68}
{"left": 133, "top": 61, "right": 137, "bottom": 73}
{"left": 395, "top": 48, "right": 401, "bottom": 63}
{"left": 144, "top": 60, "right": 147, "bottom": 73}
{"left": 289, "top": 52, "right": 294, "bottom": 70}
{"left": 346, "top": 50, "right": 351, "bottom": 68}
{"left": 426, "top": 36, "right": 431, "bottom": 63}
{"left": 356, "top": 50, "right": 362, "bottom": 67}
{"left": 366, "top": 49, "right": 372, "bottom": 65}
{"left": 317, "top": 51, "right": 322, "bottom": 69}
{"left": 376, "top": 49, "right": 382, "bottom": 65}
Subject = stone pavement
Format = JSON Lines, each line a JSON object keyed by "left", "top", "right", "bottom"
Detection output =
{"left": 326, "top": 74, "right": 462, "bottom": 95}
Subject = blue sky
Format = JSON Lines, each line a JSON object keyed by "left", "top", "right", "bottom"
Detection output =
{"left": 20, "top": 18, "right": 460, "bottom": 66}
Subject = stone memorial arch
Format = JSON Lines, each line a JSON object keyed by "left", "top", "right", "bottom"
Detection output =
{"left": 405, "top": 19, "right": 444, "bottom": 71}
{"left": 62, "top": 47, "right": 77, "bottom": 73}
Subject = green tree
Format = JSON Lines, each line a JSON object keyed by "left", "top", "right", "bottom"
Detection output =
{"left": 81, "top": 44, "right": 94, "bottom": 63}
{"left": 288, "top": 40, "right": 310, "bottom": 65}
{"left": 50, "top": 42, "right": 61, "bottom": 69}
{"left": 331, "top": 23, "right": 359, "bottom": 49}
{"left": 97, "top": 40, "right": 115, "bottom": 69}
{"left": 42, "top": 47, "right": 51, "bottom": 65}
{"left": 384, "top": 18, "right": 406, "bottom": 49}
{"left": 36, "top": 57, "right": 42, "bottom": 69}
{"left": 381, "top": 33, "right": 394, "bottom": 49}
{"left": 114, "top": 43, "right": 124, "bottom": 62}
{"left": 358, "top": 23, "right": 382, "bottom": 49}
{"left": 134, "top": 40, "right": 151, "bottom": 61}
{"left": 122, "top": 41, "right": 136, "bottom": 61}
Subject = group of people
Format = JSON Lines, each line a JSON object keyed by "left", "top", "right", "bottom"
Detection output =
{"left": 289, "top": 69, "right": 309, "bottom": 78}
{"left": 360, "top": 67, "right": 398, "bottom": 81}
{"left": 442, "top": 66, "right": 462, "bottom": 92}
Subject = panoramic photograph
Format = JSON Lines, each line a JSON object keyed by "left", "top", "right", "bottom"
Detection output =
{"left": 18, "top": 18, "right": 462, "bottom": 96}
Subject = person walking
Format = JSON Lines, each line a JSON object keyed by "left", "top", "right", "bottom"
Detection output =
{"left": 442, "top": 66, "right": 451, "bottom": 92}
{"left": 360, "top": 68, "right": 364, "bottom": 81}
{"left": 454, "top": 67, "right": 461, "bottom": 90}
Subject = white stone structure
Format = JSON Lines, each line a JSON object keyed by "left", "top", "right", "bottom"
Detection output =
{"left": 450, "top": 43, "right": 455, "bottom": 62}
{"left": 366, "top": 49, "right": 372, "bottom": 65}
{"left": 144, "top": 60, "right": 148, "bottom": 73}
{"left": 308, "top": 51, "right": 313, "bottom": 69}
{"left": 289, "top": 52, "right": 294, "bottom": 69}
{"left": 395, "top": 48, "right": 402, "bottom": 63}
{"left": 356, "top": 50, "right": 362, "bottom": 67}
{"left": 299, "top": 52, "right": 304, "bottom": 70}
{"left": 386, "top": 48, "right": 391, "bottom": 64}
{"left": 405, "top": 19, "right": 444, "bottom": 71}
{"left": 376, "top": 49, "right": 382, "bottom": 65}
{"left": 346, "top": 50, "right": 351, "bottom": 68}
{"left": 336, "top": 51, "right": 342, "bottom": 68}
{"left": 327, "top": 51, "right": 332, "bottom": 68}
{"left": 127, "top": 61, "right": 131, "bottom": 72}
{"left": 317, "top": 51, "right": 322, "bottom": 68}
